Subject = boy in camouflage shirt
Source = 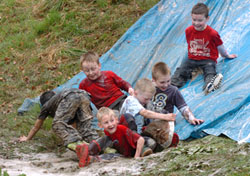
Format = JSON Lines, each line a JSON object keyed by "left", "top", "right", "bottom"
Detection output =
{"left": 19, "top": 88, "right": 99, "bottom": 148}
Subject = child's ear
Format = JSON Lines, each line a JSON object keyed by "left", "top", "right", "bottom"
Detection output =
{"left": 115, "top": 117, "right": 119, "bottom": 123}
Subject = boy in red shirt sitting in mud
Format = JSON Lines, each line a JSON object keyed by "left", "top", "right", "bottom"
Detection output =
{"left": 76, "top": 107, "right": 152, "bottom": 167}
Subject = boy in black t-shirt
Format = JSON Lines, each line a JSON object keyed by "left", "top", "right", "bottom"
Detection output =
{"left": 150, "top": 62, "right": 204, "bottom": 125}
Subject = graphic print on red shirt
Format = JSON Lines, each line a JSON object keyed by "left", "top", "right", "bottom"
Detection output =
{"left": 185, "top": 25, "right": 223, "bottom": 62}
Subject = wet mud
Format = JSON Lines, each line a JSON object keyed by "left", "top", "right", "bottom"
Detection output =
{"left": 0, "top": 149, "right": 154, "bottom": 176}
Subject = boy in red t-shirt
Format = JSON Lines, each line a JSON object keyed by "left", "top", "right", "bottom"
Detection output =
{"left": 75, "top": 107, "right": 152, "bottom": 168}
{"left": 79, "top": 52, "right": 134, "bottom": 110}
{"left": 171, "top": 3, "right": 237, "bottom": 94}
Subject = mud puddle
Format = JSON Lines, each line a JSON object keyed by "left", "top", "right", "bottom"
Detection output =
{"left": 0, "top": 149, "right": 155, "bottom": 176}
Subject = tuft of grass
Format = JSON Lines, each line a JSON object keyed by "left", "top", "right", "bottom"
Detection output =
{"left": 33, "top": 10, "right": 62, "bottom": 35}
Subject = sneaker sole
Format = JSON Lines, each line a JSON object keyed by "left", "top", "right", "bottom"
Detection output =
{"left": 205, "top": 73, "right": 223, "bottom": 94}
{"left": 76, "top": 144, "right": 89, "bottom": 167}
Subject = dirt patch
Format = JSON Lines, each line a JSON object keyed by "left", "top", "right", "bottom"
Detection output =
{"left": 1, "top": 135, "right": 249, "bottom": 176}
{"left": 0, "top": 149, "right": 156, "bottom": 176}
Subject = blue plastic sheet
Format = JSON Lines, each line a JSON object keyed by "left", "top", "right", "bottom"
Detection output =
{"left": 19, "top": 0, "right": 250, "bottom": 143}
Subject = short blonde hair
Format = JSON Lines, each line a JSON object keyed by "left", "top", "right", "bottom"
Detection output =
{"left": 152, "top": 62, "right": 171, "bottom": 80}
{"left": 134, "top": 78, "right": 156, "bottom": 95}
{"left": 80, "top": 51, "right": 99, "bottom": 69}
{"left": 97, "top": 107, "right": 115, "bottom": 123}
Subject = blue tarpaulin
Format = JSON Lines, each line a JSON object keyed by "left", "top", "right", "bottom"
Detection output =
{"left": 19, "top": 0, "right": 250, "bottom": 143}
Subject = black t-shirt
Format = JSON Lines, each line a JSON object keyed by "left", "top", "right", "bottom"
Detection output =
{"left": 150, "top": 85, "right": 187, "bottom": 114}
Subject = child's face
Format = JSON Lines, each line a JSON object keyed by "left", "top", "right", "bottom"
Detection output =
{"left": 153, "top": 74, "right": 171, "bottom": 91}
{"left": 135, "top": 90, "right": 154, "bottom": 106}
{"left": 81, "top": 61, "right": 101, "bottom": 81}
{"left": 99, "top": 114, "right": 118, "bottom": 134}
{"left": 191, "top": 13, "right": 209, "bottom": 31}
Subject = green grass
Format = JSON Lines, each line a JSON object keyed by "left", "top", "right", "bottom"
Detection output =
{"left": 0, "top": 168, "right": 26, "bottom": 176}
{"left": 142, "top": 135, "right": 250, "bottom": 176}
{"left": 0, "top": 0, "right": 160, "bottom": 108}
{"left": 0, "top": 0, "right": 249, "bottom": 175}
{"left": 0, "top": 0, "right": 160, "bottom": 156}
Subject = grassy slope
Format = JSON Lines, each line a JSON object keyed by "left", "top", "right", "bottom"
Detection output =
{"left": 0, "top": 0, "right": 249, "bottom": 175}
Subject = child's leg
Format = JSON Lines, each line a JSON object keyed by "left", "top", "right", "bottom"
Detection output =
{"left": 171, "top": 59, "right": 195, "bottom": 88}
{"left": 200, "top": 60, "right": 223, "bottom": 94}
{"left": 89, "top": 136, "right": 113, "bottom": 155}
{"left": 143, "top": 136, "right": 157, "bottom": 150}
{"left": 200, "top": 60, "right": 217, "bottom": 88}
{"left": 76, "top": 136, "right": 113, "bottom": 167}
{"left": 76, "top": 143, "right": 101, "bottom": 168}
{"left": 109, "top": 95, "right": 127, "bottom": 111}
{"left": 76, "top": 143, "right": 91, "bottom": 167}
{"left": 119, "top": 113, "right": 137, "bottom": 132}
{"left": 52, "top": 94, "right": 83, "bottom": 146}
{"left": 76, "top": 93, "right": 99, "bottom": 142}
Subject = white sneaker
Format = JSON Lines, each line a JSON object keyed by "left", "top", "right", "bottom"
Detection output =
{"left": 204, "top": 73, "right": 223, "bottom": 95}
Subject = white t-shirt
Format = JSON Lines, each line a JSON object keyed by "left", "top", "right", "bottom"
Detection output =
{"left": 120, "top": 96, "right": 145, "bottom": 134}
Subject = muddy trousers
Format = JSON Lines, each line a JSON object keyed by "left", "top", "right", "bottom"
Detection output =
{"left": 171, "top": 59, "right": 217, "bottom": 89}
{"left": 52, "top": 92, "right": 98, "bottom": 146}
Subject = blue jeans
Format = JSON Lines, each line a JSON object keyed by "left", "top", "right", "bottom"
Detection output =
{"left": 171, "top": 59, "right": 217, "bottom": 88}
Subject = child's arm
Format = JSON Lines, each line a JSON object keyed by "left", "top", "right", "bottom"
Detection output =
{"left": 111, "top": 71, "right": 134, "bottom": 94}
{"left": 134, "top": 136, "right": 145, "bottom": 158}
{"left": 19, "top": 118, "right": 44, "bottom": 142}
{"left": 180, "top": 106, "right": 204, "bottom": 125}
{"left": 140, "top": 109, "right": 176, "bottom": 121}
{"left": 217, "top": 45, "right": 237, "bottom": 59}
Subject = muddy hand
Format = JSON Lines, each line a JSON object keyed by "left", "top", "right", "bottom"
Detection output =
{"left": 190, "top": 118, "right": 204, "bottom": 125}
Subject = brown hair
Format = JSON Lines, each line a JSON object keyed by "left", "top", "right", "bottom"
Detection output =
{"left": 80, "top": 51, "right": 99, "bottom": 69}
{"left": 191, "top": 3, "right": 209, "bottom": 18}
{"left": 97, "top": 107, "right": 115, "bottom": 123}
{"left": 134, "top": 78, "right": 156, "bottom": 95}
{"left": 152, "top": 62, "right": 171, "bottom": 80}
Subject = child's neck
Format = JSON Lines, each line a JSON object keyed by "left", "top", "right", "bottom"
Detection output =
{"left": 196, "top": 24, "right": 207, "bottom": 31}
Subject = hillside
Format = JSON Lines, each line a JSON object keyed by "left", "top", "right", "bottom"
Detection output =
{"left": 0, "top": 0, "right": 159, "bottom": 113}
{"left": 0, "top": 0, "right": 249, "bottom": 175}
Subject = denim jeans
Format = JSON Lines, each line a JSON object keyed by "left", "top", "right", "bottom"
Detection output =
{"left": 171, "top": 59, "right": 217, "bottom": 88}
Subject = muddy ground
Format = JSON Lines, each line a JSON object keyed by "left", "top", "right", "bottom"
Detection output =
{"left": 0, "top": 134, "right": 249, "bottom": 176}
